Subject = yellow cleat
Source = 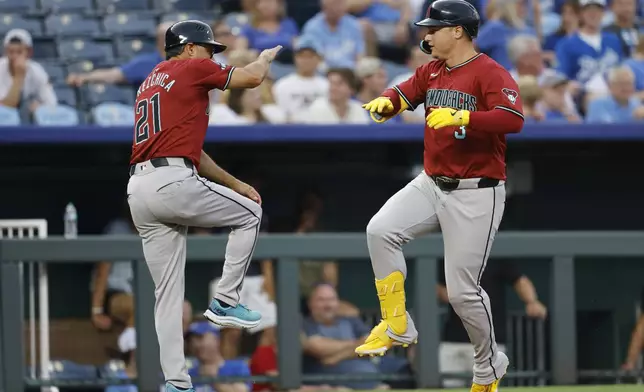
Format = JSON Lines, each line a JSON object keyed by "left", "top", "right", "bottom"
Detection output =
{"left": 355, "top": 271, "right": 413, "bottom": 356}
{"left": 471, "top": 378, "right": 502, "bottom": 392}
{"left": 355, "top": 320, "right": 394, "bottom": 356}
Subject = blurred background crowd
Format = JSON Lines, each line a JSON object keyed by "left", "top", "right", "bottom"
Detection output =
{"left": 1, "top": 0, "right": 644, "bottom": 126}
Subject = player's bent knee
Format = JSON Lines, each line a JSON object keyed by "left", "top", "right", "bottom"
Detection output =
{"left": 366, "top": 215, "right": 395, "bottom": 243}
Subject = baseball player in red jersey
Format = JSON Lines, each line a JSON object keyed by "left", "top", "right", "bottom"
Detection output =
{"left": 354, "top": 1, "right": 524, "bottom": 391}
{"left": 126, "top": 20, "right": 281, "bottom": 392}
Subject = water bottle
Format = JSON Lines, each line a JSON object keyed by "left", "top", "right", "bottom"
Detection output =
{"left": 64, "top": 203, "right": 77, "bottom": 239}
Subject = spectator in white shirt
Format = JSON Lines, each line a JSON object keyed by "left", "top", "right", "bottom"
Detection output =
{"left": 389, "top": 46, "right": 433, "bottom": 123}
{"left": 210, "top": 87, "right": 286, "bottom": 125}
{"left": 272, "top": 37, "right": 329, "bottom": 122}
{"left": 0, "top": 29, "right": 57, "bottom": 112}
{"left": 355, "top": 57, "right": 388, "bottom": 104}
{"left": 297, "top": 68, "right": 370, "bottom": 124}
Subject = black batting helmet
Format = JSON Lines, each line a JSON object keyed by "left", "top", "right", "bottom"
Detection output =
{"left": 165, "top": 20, "right": 227, "bottom": 54}
{"left": 415, "top": 0, "right": 480, "bottom": 54}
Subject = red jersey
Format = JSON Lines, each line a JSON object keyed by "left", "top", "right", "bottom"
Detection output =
{"left": 249, "top": 345, "right": 277, "bottom": 391}
{"left": 129, "top": 58, "right": 235, "bottom": 168}
{"left": 394, "top": 53, "right": 523, "bottom": 180}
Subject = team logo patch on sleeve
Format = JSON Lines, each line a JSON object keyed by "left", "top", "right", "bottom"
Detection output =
{"left": 502, "top": 88, "right": 518, "bottom": 105}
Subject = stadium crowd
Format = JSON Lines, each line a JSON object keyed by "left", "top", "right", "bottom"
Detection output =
{"left": 0, "top": 0, "right": 643, "bottom": 126}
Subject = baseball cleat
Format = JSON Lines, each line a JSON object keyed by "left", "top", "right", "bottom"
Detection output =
{"left": 355, "top": 320, "right": 416, "bottom": 356}
{"left": 166, "top": 382, "right": 195, "bottom": 392}
{"left": 471, "top": 352, "right": 509, "bottom": 392}
{"left": 204, "top": 298, "right": 261, "bottom": 329}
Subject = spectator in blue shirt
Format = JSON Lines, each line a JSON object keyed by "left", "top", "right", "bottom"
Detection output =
{"left": 185, "top": 321, "right": 252, "bottom": 392}
{"left": 347, "top": 0, "right": 413, "bottom": 56}
{"left": 623, "top": 36, "right": 644, "bottom": 93}
{"left": 586, "top": 65, "right": 644, "bottom": 122}
{"left": 555, "top": 0, "right": 625, "bottom": 85}
{"left": 67, "top": 21, "right": 173, "bottom": 88}
{"left": 603, "top": 0, "right": 644, "bottom": 56}
{"left": 302, "top": 0, "right": 366, "bottom": 69}
{"left": 543, "top": 0, "right": 580, "bottom": 58}
{"left": 476, "top": 0, "right": 536, "bottom": 70}
{"left": 539, "top": 71, "right": 583, "bottom": 122}
{"left": 301, "top": 283, "right": 391, "bottom": 390}
{"left": 239, "top": 0, "right": 299, "bottom": 61}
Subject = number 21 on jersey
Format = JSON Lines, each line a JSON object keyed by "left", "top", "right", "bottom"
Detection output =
{"left": 135, "top": 92, "right": 161, "bottom": 144}
{"left": 455, "top": 126, "right": 467, "bottom": 140}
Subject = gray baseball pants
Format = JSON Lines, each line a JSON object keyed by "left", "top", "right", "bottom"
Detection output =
{"left": 366, "top": 171, "right": 508, "bottom": 385}
{"left": 127, "top": 157, "right": 262, "bottom": 389}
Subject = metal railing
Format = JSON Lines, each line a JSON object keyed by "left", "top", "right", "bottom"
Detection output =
{"left": 1, "top": 232, "right": 644, "bottom": 392}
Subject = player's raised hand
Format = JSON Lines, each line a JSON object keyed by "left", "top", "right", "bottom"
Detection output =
{"left": 259, "top": 45, "right": 283, "bottom": 63}
{"left": 426, "top": 107, "right": 470, "bottom": 129}
{"left": 363, "top": 97, "right": 394, "bottom": 114}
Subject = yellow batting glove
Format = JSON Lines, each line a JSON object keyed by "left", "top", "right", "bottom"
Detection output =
{"left": 426, "top": 107, "right": 470, "bottom": 129}
{"left": 363, "top": 97, "right": 394, "bottom": 123}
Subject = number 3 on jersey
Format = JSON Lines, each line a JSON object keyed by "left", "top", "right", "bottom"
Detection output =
{"left": 135, "top": 92, "right": 161, "bottom": 144}
{"left": 455, "top": 126, "right": 467, "bottom": 140}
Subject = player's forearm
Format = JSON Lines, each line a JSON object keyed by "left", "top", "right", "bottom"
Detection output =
{"left": 346, "top": 0, "right": 373, "bottom": 13}
{"left": 437, "top": 284, "right": 449, "bottom": 303}
{"left": 91, "top": 262, "right": 111, "bottom": 312}
{"left": 625, "top": 317, "right": 644, "bottom": 364}
{"left": 198, "top": 150, "right": 239, "bottom": 188}
{"left": 242, "top": 57, "right": 271, "bottom": 86}
{"left": 513, "top": 276, "right": 538, "bottom": 304}
{"left": 320, "top": 345, "right": 359, "bottom": 365}
{"left": 84, "top": 68, "right": 125, "bottom": 84}
{"left": 304, "top": 336, "right": 356, "bottom": 358}
{"left": 468, "top": 109, "right": 524, "bottom": 134}
{"left": 0, "top": 77, "right": 25, "bottom": 108}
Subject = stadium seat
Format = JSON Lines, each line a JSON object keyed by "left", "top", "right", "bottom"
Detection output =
{"left": 92, "top": 102, "right": 134, "bottom": 126}
{"left": 160, "top": 11, "right": 214, "bottom": 24}
{"left": 45, "top": 14, "right": 102, "bottom": 37}
{"left": 0, "top": 15, "right": 43, "bottom": 37}
{"left": 81, "top": 83, "right": 134, "bottom": 107}
{"left": 38, "top": 0, "right": 96, "bottom": 14}
{"left": 32, "top": 37, "right": 58, "bottom": 60}
{"left": 224, "top": 13, "right": 249, "bottom": 31}
{"left": 114, "top": 37, "right": 156, "bottom": 60}
{"left": 103, "top": 13, "right": 156, "bottom": 37}
{"left": 0, "top": 0, "right": 37, "bottom": 13}
{"left": 43, "top": 360, "right": 98, "bottom": 380}
{"left": 0, "top": 105, "right": 21, "bottom": 126}
{"left": 96, "top": 0, "right": 150, "bottom": 12}
{"left": 58, "top": 39, "right": 114, "bottom": 63}
{"left": 155, "top": 0, "right": 211, "bottom": 11}
{"left": 41, "top": 63, "right": 66, "bottom": 84}
{"left": 33, "top": 105, "right": 80, "bottom": 126}
{"left": 99, "top": 359, "right": 125, "bottom": 379}
{"left": 66, "top": 59, "right": 101, "bottom": 75}
{"left": 53, "top": 85, "right": 77, "bottom": 107}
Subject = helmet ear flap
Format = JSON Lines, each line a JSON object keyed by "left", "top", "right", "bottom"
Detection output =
{"left": 419, "top": 40, "right": 433, "bottom": 55}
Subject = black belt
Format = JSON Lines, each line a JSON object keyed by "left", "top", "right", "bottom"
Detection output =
{"left": 129, "top": 157, "right": 193, "bottom": 176}
{"left": 431, "top": 175, "right": 499, "bottom": 191}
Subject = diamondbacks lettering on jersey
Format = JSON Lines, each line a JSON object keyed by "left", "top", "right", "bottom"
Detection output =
{"left": 137, "top": 71, "right": 176, "bottom": 96}
{"left": 425, "top": 89, "right": 477, "bottom": 112}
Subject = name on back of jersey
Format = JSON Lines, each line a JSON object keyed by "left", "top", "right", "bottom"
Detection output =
{"left": 137, "top": 71, "right": 176, "bottom": 96}
{"left": 425, "top": 89, "right": 477, "bottom": 111}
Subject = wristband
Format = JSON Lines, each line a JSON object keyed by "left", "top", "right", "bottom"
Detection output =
{"left": 92, "top": 306, "right": 103, "bottom": 315}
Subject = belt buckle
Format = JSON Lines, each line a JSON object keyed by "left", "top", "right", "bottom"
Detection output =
{"left": 435, "top": 176, "right": 459, "bottom": 191}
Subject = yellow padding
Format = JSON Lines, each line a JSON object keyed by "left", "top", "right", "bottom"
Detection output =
{"left": 375, "top": 271, "right": 407, "bottom": 335}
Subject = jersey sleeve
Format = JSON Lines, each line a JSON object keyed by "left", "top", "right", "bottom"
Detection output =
{"left": 479, "top": 66, "right": 524, "bottom": 119}
{"left": 393, "top": 64, "right": 430, "bottom": 110}
{"left": 191, "top": 59, "right": 236, "bottom": 91}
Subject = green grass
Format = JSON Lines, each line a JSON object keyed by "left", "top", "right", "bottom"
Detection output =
{"left": 415, "top": 386, "right": 644, "bottom": 392}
